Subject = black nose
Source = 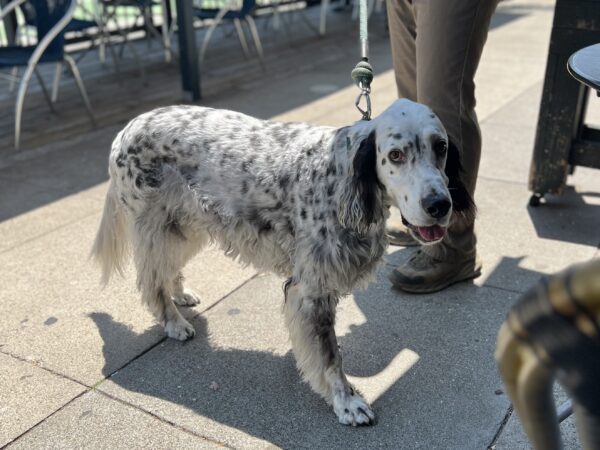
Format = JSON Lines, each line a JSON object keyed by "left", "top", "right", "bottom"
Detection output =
{"left": 422, "top": 194, "right": 451, "bottom": 219}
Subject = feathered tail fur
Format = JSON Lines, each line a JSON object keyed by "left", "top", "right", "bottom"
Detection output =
{"left": 90, "top": 181, "right": 129, "bottom": 285}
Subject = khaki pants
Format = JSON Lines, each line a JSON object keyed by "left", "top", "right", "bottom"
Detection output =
{"left": 386, "top": 0, "right": 499, "bottom": 258}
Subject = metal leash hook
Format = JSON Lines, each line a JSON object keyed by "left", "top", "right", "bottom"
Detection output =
{"left": 355, "top": 81, "right": 372, "bottom": 121}
{"left": 351, "top": 59, "right": 374, "bottom": 121}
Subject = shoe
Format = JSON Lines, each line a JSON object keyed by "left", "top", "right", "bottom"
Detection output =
{"left": 386, "top": 218, "right": 419, "bottom": 247}
{"left": 389, "top": 249, "right": 482, "bottom": 294}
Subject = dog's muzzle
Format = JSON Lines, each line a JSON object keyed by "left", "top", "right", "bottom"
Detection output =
{"left": 401, "top": 215, "right": 447, "bottom": 243}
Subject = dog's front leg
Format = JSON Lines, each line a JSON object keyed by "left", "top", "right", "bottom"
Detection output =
{"left": 283, "top": 282, "right": 374, "bottom": 426}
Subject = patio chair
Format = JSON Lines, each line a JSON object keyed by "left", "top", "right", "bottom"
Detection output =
{"left": 17, "top": 0, "right": 120, "bottom": 101}
{"left": 0, "top": 0, "right": 95, "bottom": 149}
{"left": 100, "top": 0, "right": 174, "bottom": 64}
{"left": 194, "top": 0, "right": 264, "bottom": 66}
{"left": 256, "top": 0, "right": 330, "bottom": 39}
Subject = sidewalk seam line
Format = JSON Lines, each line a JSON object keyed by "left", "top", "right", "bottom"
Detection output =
{"left": 0, "top": 348, "right": 90, "bottom": 388}
{"left": 95, "top": 390, "right": 237, "bottom": 449}
{"left": 480, "top": 283, "right": 527, "bottom": 295}
{"left": 93, "top": 272, "right": 261, "bottom": 387}
{"left": 191, "top": 272, "right": 261, "bottom": 319}
{"left": 487, "top": 405, "right": 514, "bottom": 449}
{"left": 0, "top": 390, "right": 88, "bottom": 449}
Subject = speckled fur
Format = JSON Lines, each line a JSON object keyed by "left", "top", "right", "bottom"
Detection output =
{"left": 92, "top": 98, "right": 459, "bottom": 425}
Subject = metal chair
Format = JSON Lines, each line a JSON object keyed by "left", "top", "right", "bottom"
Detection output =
{"left": 18, "top": 0, "right": 120, "bottom": 101}
{"left": 194, "top": 0, "right": 264, "bottom": 65}
{"left": 0, "top": 0, "right": 95, "bottom": 149}
{"left": 496, "top": 259, "right": 600, "bottom": 450}
{"left": 100, "top": 0, "right": 173, "bottom": 65}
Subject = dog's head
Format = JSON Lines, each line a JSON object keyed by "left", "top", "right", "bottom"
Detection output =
{"left": 340, "top": 99, "right": 474, "bottom": 244}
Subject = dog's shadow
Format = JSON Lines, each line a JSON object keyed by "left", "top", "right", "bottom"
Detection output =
{"left": 90, "top": 258, "right": 524, "bottom": 449}
{"left": 90, "top": 311, "right": 387, "bottom": 448}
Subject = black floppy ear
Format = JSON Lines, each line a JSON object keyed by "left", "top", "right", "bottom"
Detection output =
{"left": 445, "top": 140, "right": 476, "bottom": 220}
{"left": 338, "top": 130, "right": 384, "bottom": 232}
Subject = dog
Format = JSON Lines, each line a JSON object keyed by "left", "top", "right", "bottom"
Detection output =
{"left": 91, "top": 98, "right": 473, "bottom": 426}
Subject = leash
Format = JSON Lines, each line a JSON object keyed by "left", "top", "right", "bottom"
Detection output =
{"left": 351, "top": 0, "right": 374, "bottom": 121}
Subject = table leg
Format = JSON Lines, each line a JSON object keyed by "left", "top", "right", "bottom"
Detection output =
{"left": 175, "top": 0, "right": 201, "bottom": 101}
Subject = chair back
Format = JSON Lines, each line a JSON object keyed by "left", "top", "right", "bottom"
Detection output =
{"left": 20, "top": 0, "right": 73, "bottom": 57}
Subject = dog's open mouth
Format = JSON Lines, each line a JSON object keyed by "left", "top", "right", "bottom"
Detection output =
{"left": 401, "top": 216, "right": 447, "bottom": 243}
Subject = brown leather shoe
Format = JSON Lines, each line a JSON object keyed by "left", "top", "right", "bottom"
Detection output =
{"left": 389, "top": 248, "right": 482, "bottom": 293}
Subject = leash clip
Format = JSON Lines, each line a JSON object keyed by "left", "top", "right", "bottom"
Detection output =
{"left": 355, "top": 82, "right": 372, "bottom": 121}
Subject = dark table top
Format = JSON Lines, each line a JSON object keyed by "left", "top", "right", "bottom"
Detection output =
{"left": 568, "top": 43, "right": 600, "bottom": 92}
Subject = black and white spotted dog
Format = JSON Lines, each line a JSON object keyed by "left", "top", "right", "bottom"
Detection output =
{"left": 92, "top": 98, "right": 473, "bottom": 426}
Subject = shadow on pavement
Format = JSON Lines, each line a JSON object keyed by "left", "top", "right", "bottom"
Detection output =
{"left": 89, "top": 258, "right": 538, "bottom": 449}
{"left": 527, "top": 186, "right": 600, "bottom": 247}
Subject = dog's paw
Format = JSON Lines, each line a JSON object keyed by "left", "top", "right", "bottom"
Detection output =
{"left": 173, "top": 289, "right": 201, "bottom": 307}
{"left": 333, "top": 390, "right": 375, "bottom": 426}
{"left": 165, "top": 318, "right": 195, "bottom": 341}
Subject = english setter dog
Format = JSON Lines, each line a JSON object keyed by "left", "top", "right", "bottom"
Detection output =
{"left": 92, "top": 98, "right": 473, "bottom": 426}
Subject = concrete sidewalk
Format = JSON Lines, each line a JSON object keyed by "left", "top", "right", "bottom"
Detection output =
{"left": 1, "top": 1, "right": 599, "bottom": 448}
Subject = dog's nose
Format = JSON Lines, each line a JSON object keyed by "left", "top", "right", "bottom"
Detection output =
{"left": 421, "top": 194, "right": 451, "bottom": 219}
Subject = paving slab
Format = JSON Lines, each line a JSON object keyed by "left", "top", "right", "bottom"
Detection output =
{"left": 0, "top": 212, "right": 256, "bottom": 386}
{"left": 98, "top": 269, "right": 515, "bottom": 450}
{"left": 479, "top": 82, "right": 600, "bottom": 190}
{"left": 479, "top": 177, "right": 596, "bottom": 291}
{"left": 0, "top": 183, "right": 104, "bottom": 254}
{"left": 0, "top": 353, "right": 86, "bottom": 447}
{"left": 6, "top": 390, "right": 223, "bottom": 450}
{"left": 474, "top": 1, "right": 553, "bottom": 118}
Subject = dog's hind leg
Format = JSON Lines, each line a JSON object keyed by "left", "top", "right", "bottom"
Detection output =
{"left": 172, "top": 272, "right": 201, "bottom": 307}
{"left": 171, "top": 227, "right": 208, "bottom": 307}
{"left": 133, "top": 218, "right": 204, "bottom": 341}
{"left": 283, "top": 282, "right": 375, "bottom": 426}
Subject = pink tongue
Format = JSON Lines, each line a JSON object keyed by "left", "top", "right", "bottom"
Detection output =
{"left": 417, "top": 225, "right": 446, "bottom": 242}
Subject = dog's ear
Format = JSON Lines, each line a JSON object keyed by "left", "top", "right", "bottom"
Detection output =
{"left": 446, "top": 140, "right": 476, "bottom": 221}
{"left": 338, "top": 130, "right": 384, "bottom": 233}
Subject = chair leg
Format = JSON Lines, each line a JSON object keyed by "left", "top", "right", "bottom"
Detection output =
{"left": 104, "top": 33, "right": 122, "bottom": 76}
{"left": 63, "top": 55, "right": 96, "bottom": 127}
{"left": 14, "top": 63, "right": 37, "bottom": 150}
{"left": 97, "top": 23, "right": 122, "bottom": 76}
{"left": 51, "top": 62, "right": 62, "bottom": 103}
{"left": 320, "top": 0, "right": 330, "bottom": 36}
{"left": 199, "top": 9, "right": 228, "bottom": 63}
{"left": 245, "top": 16, "right": 265, "bottom": 69}
{"left": 108, "top": 8, "right": 147, "bottom": 82}
{"left": 272, "top": 3, "right": 281, "bottom": 30}
{"left": 141, "top": 5, "right": 155, "bottom": 51}
{"left": 33, "top": 68, "right": 57, "bottom": 114}
{"left": 99, "top": 33, "right": 106, "bottom": 64}
{"left": 141, "top": 2, "right": 173, "bottom": 63}
{"left": 233, "top": 18, "right": 251, "bottom": 58}
{"left": 160, "top": 0, "right": 172, "bottom": 63}
{"left": 8, "top": 67, "right": 19, "bottom": 93}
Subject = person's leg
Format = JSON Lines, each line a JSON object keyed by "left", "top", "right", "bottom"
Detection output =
{"left": 385, "top": 0, "right": 420, "bottom": 246}
{"left": 386, "top": 0, "right": 417, "bottom": 101}
{"left": 389, "top": 0, "right": 500, "bottom": 293}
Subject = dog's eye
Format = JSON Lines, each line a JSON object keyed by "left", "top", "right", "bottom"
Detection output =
{"left": 388, "top": 150, "right": 406, "bottom": 163}
{"left": 433, "top": 140, "right": 447, "bottom": 156}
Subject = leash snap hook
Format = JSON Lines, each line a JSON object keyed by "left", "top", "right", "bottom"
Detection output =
{"left": 355, "top": 83, "right": 372, "bottom": 121}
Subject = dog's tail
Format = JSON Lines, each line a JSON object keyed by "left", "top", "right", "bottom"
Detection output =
{"left": 91, "top": 180, "right": 129, "bottom": 285}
